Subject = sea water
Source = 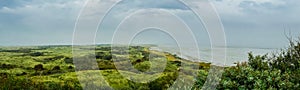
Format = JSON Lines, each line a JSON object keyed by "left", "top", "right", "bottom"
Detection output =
{"left": 150, "top": 47, "right": 278, "bottom": 66}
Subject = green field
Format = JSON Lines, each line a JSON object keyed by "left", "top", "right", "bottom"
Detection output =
{"left": 0, "top": 42, "right": 299, "bottom": 89}
{"left": 0, "top": 45, "right": 211, "bottom": 90}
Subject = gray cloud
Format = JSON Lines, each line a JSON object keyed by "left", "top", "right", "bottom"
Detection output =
{"left": 212, "top": 0, "right": 300, "bottom": 48}
{"left": 0, "top": 0, "right": 299, "bottom": 48}
{"left": 0, "top": 0, "right": 84, "bottom": 45}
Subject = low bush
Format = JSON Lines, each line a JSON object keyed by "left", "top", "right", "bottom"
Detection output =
{"left": 214, "top": 38, "right": 300, "bottom": 89}
{"left": 29, "top": 52, "right": 44, "bottom": 56}
{"left": 34, "top": 64, "right": 44, "bottom": 71}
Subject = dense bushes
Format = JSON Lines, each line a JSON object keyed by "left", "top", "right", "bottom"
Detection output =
{"left": 0, "top": 75, "right": 82, "bottom": 90}
{"left": 248, "top": 53, "right": 269, "bottom": 71}
{"left": 148, "top": 72, "right": 178, "bottom": 90}
{"left": 29, "top": 52, "right": 44, "bottom": 56}
{"left": 96, "top": 52, "right": 112, "bottom": 60}
{"left": 34, "top": 64, "right": 44, "bottom": 71}
{"left": 0, "top": 63, "right": 18, "bottom": 69}
{"left": 215, "top": 39, "right": 300, "bottom": 89}
{"left": 218, "top": 63, "right": 299, "bottom": 89}
{"left": 269, "top": 41, "right": 300, "bottom": 72}
{"left": 97, "top": 60, "right": 116, "bottom": 70}
{"left": 0, "top": 48, "right": 31, "bottom": 53}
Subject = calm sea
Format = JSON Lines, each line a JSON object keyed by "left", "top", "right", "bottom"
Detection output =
{"left": 150, "top": 47, "right": 278, "bottom": 66}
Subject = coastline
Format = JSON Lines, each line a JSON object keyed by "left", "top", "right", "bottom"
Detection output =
{"left": 149, "top": 46, "right": 277, "bottom": 66}
{"left": 149, "top": 47, "right": 209, "bottom": 63}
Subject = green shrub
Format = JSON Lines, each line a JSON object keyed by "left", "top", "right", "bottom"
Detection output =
{"left": 34, "top": 64, "right": 44, "bottom": 71}
{"left": 0, "top": 63, "right": 18, "bottom": 69}
{"left": 134, "top": 61, "right": 151, "bottom": 72}
{"left": 149, "top": 72, "right": 178, "bottom": 90}
{"left": 64, "top": 57, "right": 73, "bottom": 64}
{"left": 248, "top": 53, "right": 269, "bottom": 71}
{"left": 29, "top": 52, "right": 44, "bottom": 56}
{"left": 97, "top": 60, "right": 116, "bottom": 70}
{"left": 269, "top": 40, "right": 300, "bottom": 72}
{"left": 214, "top": 38, "right": 300, "bottom": 89}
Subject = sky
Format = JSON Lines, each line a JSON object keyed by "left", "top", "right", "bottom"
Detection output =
{"left": 0, "top": 0, "right": 300, "bottom": 48}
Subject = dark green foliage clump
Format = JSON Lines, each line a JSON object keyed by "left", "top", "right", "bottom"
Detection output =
{"left": 97, "top": 60, "right": 115, "bottom": 70}
{"left": 269, "top": 40, "right": 300, "bottom": 72}
{"left": 148, "top": 72, "right": 178, "bottom": 89}
{"left": 34, "top": 64, "right": 44, "bottom": 71}
{"left": 248, "top": 53, "right": 269, "bottom": 71}
{"left": 16, "top": 72, "right": 27, "bottom": 76}
{"left": 95, "top": 52, "right": 112, "bottom": 60}
{"left": 29, "top": 52, "right": 44, "bottom": 56}
{"left": 52, "top": 66, "right": 61, "bottom": 70}
{"left": 64, "top": 57, "right": 73, "bottom": 64}
{"left": 215, "top": 39, "right": 300, "bottom": 89}
{"left": 0, "top": 74, "right": 82, "bottom": 90}
{"left": 0, "top": 48, "right": 31, "bottom": 53}
{"left": 0, "top": 63, "right": 18, "bottom": 69}
{"left": 44, "top": 56, "right": 65, "bottom": 61}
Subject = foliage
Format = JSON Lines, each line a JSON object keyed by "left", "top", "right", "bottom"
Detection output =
{"left": 0, "top": 45, "right": 203, "bottom": 89}
{"left": 216, "top": 38, "right": 300, "bottom": 89}
{"left": 1, "top": 39, "right": 300, "bottom": 90}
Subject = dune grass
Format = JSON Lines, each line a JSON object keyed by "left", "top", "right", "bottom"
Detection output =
{"left": 0, "top": 45, "right": 210, "bottom": 90}
{"left": 1, "top": 40, "right": 299, "bottom": 89}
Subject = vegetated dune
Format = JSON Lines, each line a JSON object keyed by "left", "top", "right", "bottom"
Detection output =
{"left": 0, "top": 45, "right": 210, "bottom": 90}
{"left": 1, "top": 40, "right": 299, "bottom": 89}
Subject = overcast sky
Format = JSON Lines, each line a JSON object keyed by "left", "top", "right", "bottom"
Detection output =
{"left": 0, "top": 0, "right": 300, "bottom": 48}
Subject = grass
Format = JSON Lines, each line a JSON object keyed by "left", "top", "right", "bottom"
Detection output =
{"left": 2, "top": 41, "right": 298, "bottom": 89}
{"left": 0, "top": 45, "right": 211, "bottom": 90}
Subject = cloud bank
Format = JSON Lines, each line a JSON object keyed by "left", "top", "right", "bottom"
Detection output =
{"left": 0, "top": 0, "right": 299, "bottom": 48}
